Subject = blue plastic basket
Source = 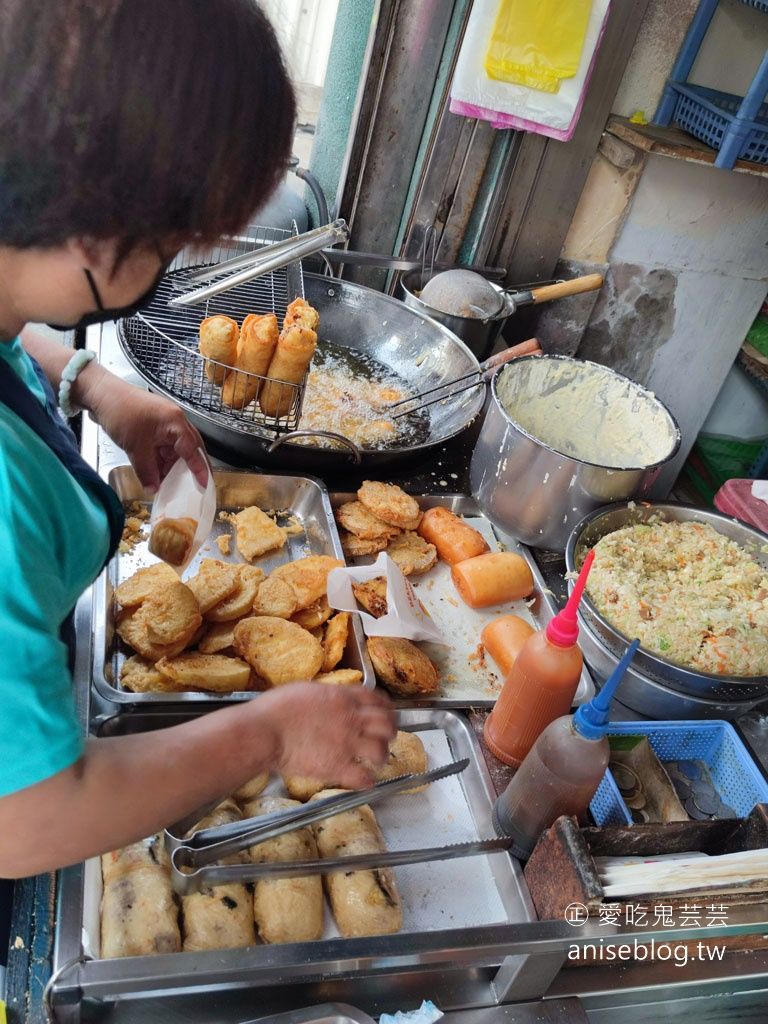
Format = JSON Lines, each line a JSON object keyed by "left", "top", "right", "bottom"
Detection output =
{"left": 590, "top": 721, "right": 768, "bottom": 826}
{"left": 669, "top": 83, "right": 768, "bottom": 164}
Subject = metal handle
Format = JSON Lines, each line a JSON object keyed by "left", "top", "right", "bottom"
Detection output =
{"left": 267, "top": 430, "right": 363, "bottom": 464}
{"left": 170, "top": 837, "right": 512, "bottom": 895}
{"left": 168, "top": 220, "right": 350, "bottom": 307}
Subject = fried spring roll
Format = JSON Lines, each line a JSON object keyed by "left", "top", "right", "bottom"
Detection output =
{"left": 311, "top": 788, "right": 402, "bottom": 938}
{"left": 221, "top": 313, "right": 279, "bottom": 409}
{"left": 283, "top": 297, "right": 320, "bottom": 332}
{"left": 259, "top": 324, "right": 317, "bottom": 418}
{"left": 243, "top": 795, "right": 324, "bottom": 944}
{"left": 199, "top": 315, "right": 239, "bottom": 385}
{"left": 181, "top": 798, "right": 255, "bottom": 952}
{"left": 101, "top": 835, "right": 181, "bottom": 958}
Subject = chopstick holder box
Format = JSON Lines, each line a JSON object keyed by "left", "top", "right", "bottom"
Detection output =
{"left": 524, "top": 806, "right": 768, "bottom": 923}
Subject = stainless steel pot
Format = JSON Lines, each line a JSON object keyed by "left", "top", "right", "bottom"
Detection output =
{"left": 400, "top": 270, "right": 603, "bottom": 362}
{"left": 564, "top": 501, "right": 768, "bottom": 711}
{"left": 468, "top": 355, "right": 681, "bottom": 552}
{"left": 400, "top": 270, "right": 508, "bottom": 360}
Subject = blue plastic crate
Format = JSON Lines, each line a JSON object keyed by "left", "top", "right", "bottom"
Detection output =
{"left": 669, "top": 83, "right": 768, "bottom": 165}
{"left": 590, "top": 721, "right": 768, "bottom": 826}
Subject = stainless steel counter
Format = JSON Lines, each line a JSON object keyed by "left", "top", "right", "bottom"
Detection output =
{"left": 28, "top": 321, "right": 768, "bottom": 1023}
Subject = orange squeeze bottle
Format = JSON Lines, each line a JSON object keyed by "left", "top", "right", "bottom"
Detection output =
{"left": 483, "top": 550, "right": 595, "bottom": 767}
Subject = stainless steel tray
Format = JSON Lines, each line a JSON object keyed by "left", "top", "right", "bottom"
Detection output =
{"left": 50, "top": 708, "right": 535, "bottom": 1015}
{"left": 331, "top": 493, "right": 594, "bottom": 708}
{"left": 93, "top": 468, "right": 374, "bottom": 704}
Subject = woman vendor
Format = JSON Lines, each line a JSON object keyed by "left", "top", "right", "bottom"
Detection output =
{"left": 0, "top": 0, "right": 395, "bottom": 923}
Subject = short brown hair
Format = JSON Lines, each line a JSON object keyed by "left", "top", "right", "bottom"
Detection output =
{"left": 0, "top": 0, "right": 296, "bottom": 252}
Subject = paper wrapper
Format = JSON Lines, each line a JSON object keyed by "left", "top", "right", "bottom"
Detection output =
{"left": 752, "top": 479, "right": 768, "bottom": 504}
{"left": 326, "top": 552, "right": 445, "bottom": 643}
{"left": 149, "top": 449, "right": 216, "bottom": 573}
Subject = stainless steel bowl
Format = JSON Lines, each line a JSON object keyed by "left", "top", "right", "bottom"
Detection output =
{"left": 565, "top": 501, "right": 768, "bottom": 709}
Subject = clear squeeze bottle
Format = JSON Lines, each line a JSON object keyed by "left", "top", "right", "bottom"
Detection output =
{"left": 484, "top": 549, "right": 595, "bottom": 767}
{"left": 492, "top": 639, "right": 641, "bottom": 859}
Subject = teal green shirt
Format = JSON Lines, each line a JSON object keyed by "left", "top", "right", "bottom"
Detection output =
{"left": 0, "top": 339, "right": 110, "bottom": 797}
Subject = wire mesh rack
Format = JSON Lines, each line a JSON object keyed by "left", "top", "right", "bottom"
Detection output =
{"left": 117, "top": 225, "right": 308, "bottom": 437}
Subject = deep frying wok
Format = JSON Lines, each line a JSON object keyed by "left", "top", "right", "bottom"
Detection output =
{"left": 118, "top": 272, "right": 486, "bottom": 470}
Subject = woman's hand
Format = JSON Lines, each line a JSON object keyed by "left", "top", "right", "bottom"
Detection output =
{"left": 254, "top": 683, "right": 397, "bottom": 790}
{"left": 84, "top": 371, "right": 210, "bottom": 492}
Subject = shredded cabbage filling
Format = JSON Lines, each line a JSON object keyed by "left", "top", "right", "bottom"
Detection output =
{"left": 586, "top": 520, "right": 768, "bottom": 676}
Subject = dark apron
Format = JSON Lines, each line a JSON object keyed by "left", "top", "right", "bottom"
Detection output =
{"left": 0, "top": 351, "right": 124, "bottom": 966}
{"left": 0, "top": 351, "right": 124, "bottom": 579}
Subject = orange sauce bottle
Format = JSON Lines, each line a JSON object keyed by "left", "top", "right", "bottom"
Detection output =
{"left": 484, "top": 550, "right": 595, "bottom": 767}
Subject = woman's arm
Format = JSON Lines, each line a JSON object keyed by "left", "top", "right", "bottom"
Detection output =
{"left": 0, "top": 682, "right": 395, "bottom": 878}
{"left": 20, "top": 328, "right": 209, "bottom": 491}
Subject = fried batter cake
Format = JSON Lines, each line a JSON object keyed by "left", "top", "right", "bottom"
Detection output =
{"left": 185, "top": 558, "right": 242, "bottom": 614}
{"left": 351, "top": 576, "right": 388, "bottom": 618}
{"left": 206, "top": 564, "right": 265, "bottom": 622}
{"left": 267, "top": 555, "right": 343, "bottom": 611}
{"left": 234, "top": 506, "right": 287, "bottom": 562}
{"left": 312, "top": 668, "right": 363, "bottom": 686}
{"left": 141, "top": 581, "right": 202, "bottom": 646}
{"left": 291, "top": 596, "right": 333, "bottom": 630}
{"left": 338, "top": 529, "right": 389, "bottom": 559}
{"left": 335, "top": 500, "right": 400, "bottom": 542}
{"left": 233, "top": 616, "right": 324, "bottom": 686}
{"left": 252, "top": 576, "right": 298, "bottom": 619}
{"left": 321, "top": 612, "right": 350, "bottom": 672}
{"left": 197, "top": 619, "right": 238, "bottom": 654}
{"left": 155, "top": 652, "right": 252, "bottom": 693}
{"left": 357, "top": 480, "right": 422, "bottom": 531}
{"left": 366, "top": 636, "right": 439, "bottom": 697}
{"left": 115, "top": 562, "right": 180, "bottom": 608}
{"left": 120, "top": 654, "right": 177, "bottom": 693}
{"left": 116, "top": 605, "right": 193, "bottom": 662}
{"left": 384, "top": 531, "right": 437, "bottom": 576}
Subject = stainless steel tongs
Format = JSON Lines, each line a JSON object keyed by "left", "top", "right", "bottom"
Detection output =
{"left": 167, "top": 219, "right": 350, "bottom": 308}
{"left": 165, "top": 758, "right": 512, "bottom": 895}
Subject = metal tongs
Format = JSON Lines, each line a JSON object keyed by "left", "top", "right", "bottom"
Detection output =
{"left": 167, "top": 219, "right": 351, "bottom": 308}
{"left": 165, "top": 758, "right": 512, "bottom": 895}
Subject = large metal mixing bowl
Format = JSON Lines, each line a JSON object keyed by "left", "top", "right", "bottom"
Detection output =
{"left": 565, "top": 501, "right": 768, "bottom": 713}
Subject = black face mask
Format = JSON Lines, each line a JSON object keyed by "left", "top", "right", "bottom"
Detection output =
{"left": 47, "top": 259, "right": 169, "bottom": 332}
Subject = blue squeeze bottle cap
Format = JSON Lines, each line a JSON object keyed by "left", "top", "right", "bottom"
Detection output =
{"left": 572, "top": 638, "right": 641, "bottom": 739}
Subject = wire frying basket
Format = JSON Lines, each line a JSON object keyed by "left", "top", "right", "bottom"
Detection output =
{"left": 117, "top": 225, "right": 309, "bottom": 437}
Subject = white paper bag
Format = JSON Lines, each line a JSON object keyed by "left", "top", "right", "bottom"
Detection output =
{"left": 326, "top": 552, "right": 445, "bottom": 643}
{"left": 149, "top": 449, "right": 216, "bottom": 573}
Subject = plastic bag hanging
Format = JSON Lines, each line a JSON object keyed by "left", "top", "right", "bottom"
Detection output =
{"left": 484, "top": 0, "right": 593, "bottom": 93}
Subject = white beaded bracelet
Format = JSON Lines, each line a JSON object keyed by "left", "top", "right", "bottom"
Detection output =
{"left": 58, "top": 349, "right": 96, "bottom": 418}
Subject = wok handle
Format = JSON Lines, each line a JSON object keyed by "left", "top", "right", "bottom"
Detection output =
{"left": 267, "top": 430, "right": 363, "bottom": 464}
{"left": 481, "top": 338, "right": 542, "bottom": 374}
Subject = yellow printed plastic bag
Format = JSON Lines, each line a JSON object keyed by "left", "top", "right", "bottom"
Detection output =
{"left": 485, "top": 0, "right": 593, "bottom": 93}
